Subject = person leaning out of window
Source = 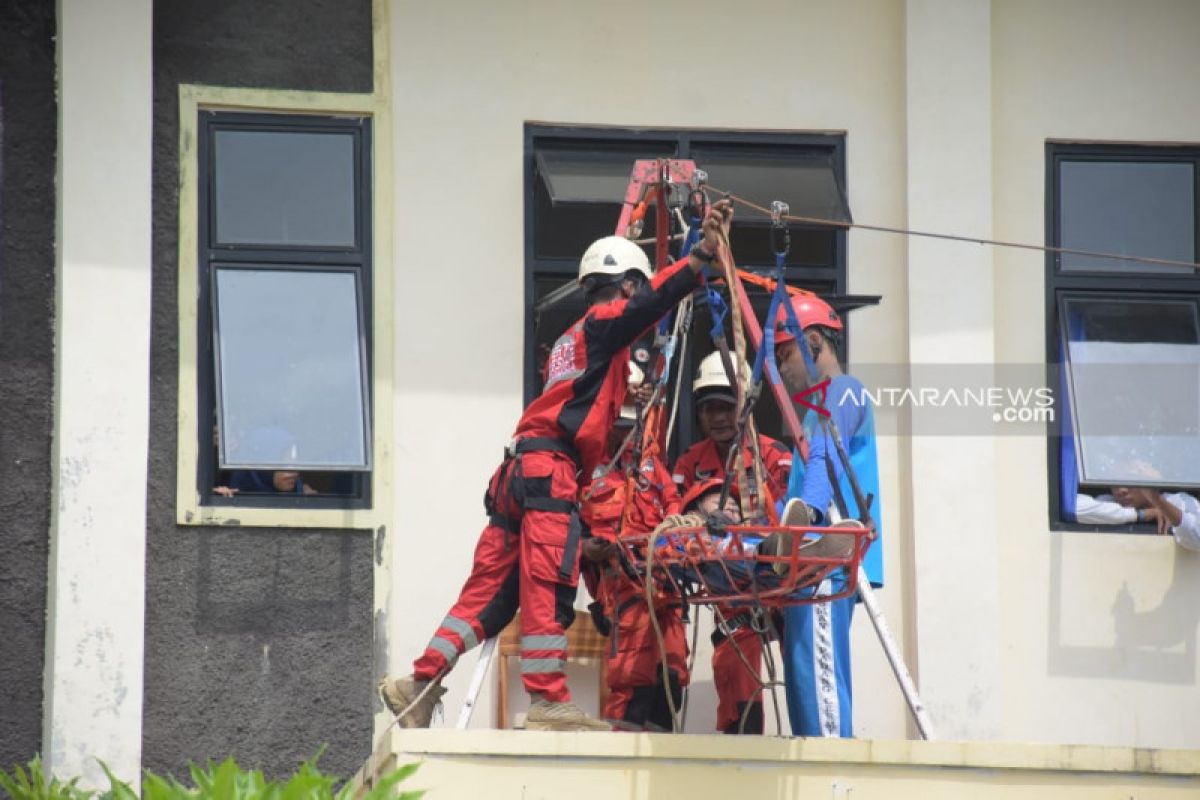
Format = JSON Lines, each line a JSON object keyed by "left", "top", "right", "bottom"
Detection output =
{"left": 1076, "top": 486, "right": 1200, "bottom": 551}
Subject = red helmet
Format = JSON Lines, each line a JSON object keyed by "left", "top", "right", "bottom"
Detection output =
{"left": 679, "top": 477, "right": 737, "bottom": 514}
{"left": 773, "top": 295, "right": 843, "bottom": 344}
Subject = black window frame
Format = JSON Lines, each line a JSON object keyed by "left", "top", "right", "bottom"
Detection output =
{"left": 197, "top": 110, "right": 373, "bottom": 510}
{"left": 1045, "top": 141, "right": 1200, "bottom": 531}
{"left": 524, "top": 124, "right": 849, "bottom": 461}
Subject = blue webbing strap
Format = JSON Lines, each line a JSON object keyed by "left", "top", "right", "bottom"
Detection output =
{"left": 683, "top": 214, "right": 729, "bottom": 342}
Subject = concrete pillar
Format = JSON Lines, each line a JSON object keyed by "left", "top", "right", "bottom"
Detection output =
{"left": 44, "top": 0, "right": 153, "bottom": 786}
{"left": 904, "top": 0, "right": 1003, "bottom": 739}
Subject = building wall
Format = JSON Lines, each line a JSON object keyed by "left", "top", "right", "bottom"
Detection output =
{"left": 387, "top": 0, "right": 1200, "bottom": 750}
{"left": 44, "top": 0, "right": 153, "bottom": 785}
{"left": 991, "top": 0, "right": 1200, "bottom": 749}
{"left": 387, "top": 0, "right": 913, "bottom": 738}
{"left": 370, "top": 729, "right": 1200, "bottom": 800}
{"left": 0, "top": 0, "right": 55, "bottom": 769}
{"left": 142, "top": 0, "right": 377, "bottom": 780}
{"left": 19, "top": 0, "right": 1198, "bottom": 779}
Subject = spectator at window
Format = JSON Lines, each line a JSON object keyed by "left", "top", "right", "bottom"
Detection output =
{"left": 215, "top": 469, "right": 316, "bottom": 497}
{"left": 213, "top": 424, "right": 317, "bottom": 496}
{"left": 1076, "top": 486, "right": 1200, "bottom": 550}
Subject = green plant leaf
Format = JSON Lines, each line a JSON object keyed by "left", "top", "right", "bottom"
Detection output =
{"left": 96, "top": 761, "right": 136, "bottom": 800}
{"left": 0, "top": 755, "right": 96, "bottom": 800}
{"left": 139, "top": 769, "right": 197, "bottom": 800}
{"left": 0, "top": 766, "right": 26, "bottom": 799}
{"left": 4, "top": 749, "right": 421, "bottom": 800}
{"left": 358, "top": 762, "right": 423, "bottom": 800}
{"left": 187, "top": 763, "right": 212, "bottom": 797}
{"left": 279, "top": 754, "right": 337, "bottom": 800}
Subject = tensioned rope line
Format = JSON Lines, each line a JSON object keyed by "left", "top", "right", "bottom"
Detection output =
{"left": 707, "top": 186, "right": 1200, "bottom": 272}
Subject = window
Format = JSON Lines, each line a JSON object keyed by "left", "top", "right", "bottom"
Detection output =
{"left": 198, "top": 111, "right": 372, "bottom": 509}
{"left": 525, "top": 125, "right": 854, "bottom": 461}
{"left": 1047, "top": 143, "right": 1200, "bottom": 528}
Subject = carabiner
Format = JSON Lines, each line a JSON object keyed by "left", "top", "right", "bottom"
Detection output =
{"left": 687, "top": 169, "right": 709, "bottom": 221}
{"left": 769, "top": 200, "right": 790, "bottom": 258}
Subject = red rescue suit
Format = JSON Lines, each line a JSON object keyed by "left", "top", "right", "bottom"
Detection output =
{"left": 671, "top": 434, "right": 792, "bottom": 505}
{"left": 581, "top": 454, "right": 689, "bottom": 731}
{"left": 672, "top": 434, "right": 791, "bottom": 734}
{"left": 413, "top": 260, "right": 698, "bottom": 703}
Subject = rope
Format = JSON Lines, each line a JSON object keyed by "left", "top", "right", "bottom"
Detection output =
{"left": 629, "top": 204, "right": 693, "bottom": 734}
{"left": 734, "top": 269, "right": 815, "bottom": 298}
{"left": 381, "top": 669, "right": 446, "bottom": 732}
{"left": 719, "top": 231, "right": 760, "bottom": 522}
{"left": 712, "top": 605, "right": 785, "bottom": 735}
{"left": 712, "top": 229, "right": 771, "bottom": 523}
{"left": 679, "top": 605, "right": 701, "bottom": 729}
{"left": 643, "top": 530, "right": 682, "bottom": 732}
{"left": 370, "top": 661, "right": 449, "bottom": 784}
{"left": 709, "top": 186, "right": 1200, "bottom": 271}
{"left": 665, "top": 297, "right": 692, "bottom": 447}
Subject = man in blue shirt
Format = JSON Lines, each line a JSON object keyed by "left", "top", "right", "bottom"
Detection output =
{"left": 772, "top": 294, "right": 882, "bottom": 738}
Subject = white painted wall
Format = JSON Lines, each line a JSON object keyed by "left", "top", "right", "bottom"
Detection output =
{"left": 388, "top": 0, "right": 911, "bottom": 738}
{"left": 904, "top": 0, "right": 1003, "bottom": 740}
{"left": 991, "top": 0, "right": 1200, "bottom": 749}
{"left": 45, "top": 0, "right": 153, "bottom": 788}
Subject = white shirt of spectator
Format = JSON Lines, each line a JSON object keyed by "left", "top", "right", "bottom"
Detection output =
{"left": 1076, "top": 492, "right": 1200, "bottom": 551}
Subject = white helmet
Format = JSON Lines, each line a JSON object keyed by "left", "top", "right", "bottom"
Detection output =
{"left": 617, "top": 362, "right": 645, "bottom": 424}
{"left": 693, "top": 351, "right": 740, "bottom": 407}
{"left": 578, "top": 235, "right": 653, "bottom": 287}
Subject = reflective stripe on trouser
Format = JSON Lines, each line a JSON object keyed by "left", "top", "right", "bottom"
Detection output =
{"left": 412, "top": 518, "right": 520, "bottom": 681}
{"left": 712, "top": 624, "right": 764, "bottom": 734}
{"left": 511, "top": 450, "right": 581, "bottom": 702}
{"left": 414, "top": 449, "right": 582, "bottom": 703}
{"left": 781, "top": 577, "right": 855, "bottom": 738}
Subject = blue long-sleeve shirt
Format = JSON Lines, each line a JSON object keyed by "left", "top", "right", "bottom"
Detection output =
{"left": 786, "top": 373, "right": 884, "bottom": 587}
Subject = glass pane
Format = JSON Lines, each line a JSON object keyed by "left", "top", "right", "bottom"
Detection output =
{"left": 1062, "top": 297, "right": 1200, "bottom": 488}
{"left": 536, "top": 149, "right": 645, "bottom": 204}
{"left": 691, "top": 145, "right": 851, "bottom": 224}
{"left": 214, "top": 267, "right": 370, "bottom": 470}
{"left": 1059, "top": 160, "right": 1194, "bottom": 273}
{"left": 533, "top": 141, "right": 676, "bottom": 260}
{"left": 214, "top": 130, "right": 357, "bottom": 247}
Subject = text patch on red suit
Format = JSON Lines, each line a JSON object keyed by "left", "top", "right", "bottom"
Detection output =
{"left": 545, "top": 325, "right": 584, "bottom": 389}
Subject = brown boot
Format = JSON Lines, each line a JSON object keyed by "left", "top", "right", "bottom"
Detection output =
{"left": 378, "top": 674, "right": 446, "bottom": 728}
{"left": 525, "top": 700, "right": 611, "bottom": 732}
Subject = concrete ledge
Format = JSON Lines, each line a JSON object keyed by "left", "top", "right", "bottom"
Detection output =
{"left": 355, "top": 729, "right": 1200, "bottom": 799}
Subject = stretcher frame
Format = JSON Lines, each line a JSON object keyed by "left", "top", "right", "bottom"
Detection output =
{"left": 617, "top": 522, "right": 872, "bottom": 607}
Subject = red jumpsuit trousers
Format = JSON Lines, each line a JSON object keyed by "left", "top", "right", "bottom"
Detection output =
{"left": 412, "top": 441, "right": 582, "bottom": 702}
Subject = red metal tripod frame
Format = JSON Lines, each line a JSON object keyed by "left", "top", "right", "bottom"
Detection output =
{"left": 615, "top": 159, "right": 806, "bottom": 453}
{"left": 616, "top": 523, "right": 872, "bottom": 608}
{"left": 615, "top": 158, "right": 699, "bottom": 269}
{"left": 613, "top": 157, "right": 808, "bottom": 455}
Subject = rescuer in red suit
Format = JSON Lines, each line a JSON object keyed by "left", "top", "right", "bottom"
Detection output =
{"left": 580, "top": 382, "right": 687, "bottom": 732}
{"left": 379, "top": 200, "right": 734, "bottom": 732}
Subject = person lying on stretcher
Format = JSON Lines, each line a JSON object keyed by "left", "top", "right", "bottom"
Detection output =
{"left": 646, "top": 480, "right": 862, "bottom": 596}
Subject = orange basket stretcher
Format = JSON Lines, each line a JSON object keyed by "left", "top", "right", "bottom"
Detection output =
{"left": 616, "top": 521, "right": 873, "bottom": 609}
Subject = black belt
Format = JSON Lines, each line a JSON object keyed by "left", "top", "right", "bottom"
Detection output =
{"left": 711, "top": 611, "right": 756, "bottom": 647}
{"left": 503, "top": 437, "right": 583, "bottom": 583}
{"left": 489, "top": 513, "right": 520, "bottom": 534}
{"left": 510, "top": 436, "right": 582, "bottom": 469}
{"left": 615, "top": 596, "right": 642, "bottom": 619}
